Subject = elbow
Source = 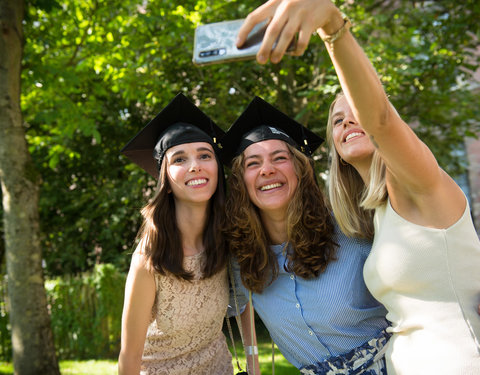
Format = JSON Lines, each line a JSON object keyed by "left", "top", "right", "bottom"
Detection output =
{"left": 369, "top": 97, "right": 398, "bottom": 134}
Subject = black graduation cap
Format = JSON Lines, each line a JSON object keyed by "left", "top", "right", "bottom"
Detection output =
{"left": 219, "top": 96, "right": 324, "bottom": 165}
{"left": 121, "top": 93, "right": 225, "bottom": 178}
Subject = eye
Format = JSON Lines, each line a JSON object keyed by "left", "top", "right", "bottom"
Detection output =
{"left": 199, "top": 153, "right": 212, "bottom": 160}
{"left": 245, "top": 160, "right": 259, "bottom": 168}
{"left": 333, "top": 117, "right": 343, "bottom": 126}
{"left": 274, "top": 155, "right": 287, "bottom": 162}
{"left": 172, "top": 157, "right": 185, "bottom": 164}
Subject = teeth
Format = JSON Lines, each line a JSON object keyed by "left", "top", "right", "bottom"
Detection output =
{"left": 345, "top": 132, "right": 363, "bottom": 142}
{"left": 187, "top": 179, "right": 207, "bottom": 186}
{"left": 260, "top": 183, "right": 282, "bottom": 191}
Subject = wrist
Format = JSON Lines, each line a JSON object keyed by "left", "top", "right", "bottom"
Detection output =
{"left": 318, "top": 13, "right": 351, "bottom": 50}
{"left": 318, "top": 8, "right": 345, "bottom": 36}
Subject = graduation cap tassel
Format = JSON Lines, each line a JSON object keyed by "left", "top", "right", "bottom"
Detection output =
{"left": 209, "top": 119, "right": 217, "bottom": 144}
{"left": 300, "top": 125, "right": 311, "bottom": 155}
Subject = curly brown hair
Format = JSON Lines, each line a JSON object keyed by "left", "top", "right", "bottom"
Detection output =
{"left": 225, "top": 143, "right": 337, "bottom": 293}
{"left": 137, "top": 153, "right": 227, "bottom": 280}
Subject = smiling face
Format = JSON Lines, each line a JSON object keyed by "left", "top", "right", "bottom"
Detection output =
{"left": 242, "top": 139, "right": 298, "bottom": 216}
{"left": 330, "top": 96, "right": 376, "bottom": 166}
{"left": 164, "top": 142, "right": 218, "bottom": 205}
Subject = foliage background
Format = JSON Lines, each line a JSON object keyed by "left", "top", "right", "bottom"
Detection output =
{"left": 0, "top": 0, "right": 479, "bottom": 361}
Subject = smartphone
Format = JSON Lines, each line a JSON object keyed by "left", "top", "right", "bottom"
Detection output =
{"left": 193, "top": 19, "right": 295, "bottom": 66}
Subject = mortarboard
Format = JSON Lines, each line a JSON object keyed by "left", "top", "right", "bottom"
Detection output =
{"left": 121, "top": 93, "right": 225, "bottom": 178}
{"left": 219, "top": 96, "right": 324, "bottom": 165}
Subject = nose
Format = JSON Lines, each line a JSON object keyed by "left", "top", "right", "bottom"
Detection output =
{"left": 342, "top": 115, "right": 357, "bottom": 128}
{"left": 189, "top": 160, "right": 201, "bottom": 172}
{"left": 260, "top": 161, "right": 275, "bottom": 176}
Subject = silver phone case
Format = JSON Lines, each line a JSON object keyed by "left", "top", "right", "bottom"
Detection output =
{"left": 192, "top": 19, "right": 267, "bottom": 66}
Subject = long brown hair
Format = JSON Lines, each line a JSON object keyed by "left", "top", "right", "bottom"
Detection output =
{"left": 137, "top": 153, "right": 227, "bottom": 280}
{"left": 225, "top": 143, "right": 337, "bottom": 293}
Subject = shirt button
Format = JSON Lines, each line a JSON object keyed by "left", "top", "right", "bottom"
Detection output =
{"left": 296, "top": 303, "right": 300, "bottom": 309}
{"left": 290, "top": 275, "right": 294, "bottom": 280}
{"left": 308, "top": 330, "right": 314, "bottom": 336}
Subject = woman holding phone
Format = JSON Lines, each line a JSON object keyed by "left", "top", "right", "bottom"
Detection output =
{"left": 236, "top": 0, "right": 480, "bottom": 373}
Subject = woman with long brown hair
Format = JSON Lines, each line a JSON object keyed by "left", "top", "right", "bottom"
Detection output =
{"left": 118, "top": 94, "right": 233, "bottom": 375}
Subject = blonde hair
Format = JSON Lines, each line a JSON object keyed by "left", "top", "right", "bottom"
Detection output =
{"left": 326, "top": 93, "right": 387, "bottom": 240}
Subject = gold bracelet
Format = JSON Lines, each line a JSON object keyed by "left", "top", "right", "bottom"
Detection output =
{"left": 318, "top": 15, "right": 351, "bottom": 50}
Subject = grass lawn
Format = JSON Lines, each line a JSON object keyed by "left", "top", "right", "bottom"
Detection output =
{"left": 235, "top": 340, "right": 300, "bottom": 374}
{"left": 0, "top": 352, "right": 298, "bottom": 374}
{"left": 0, "top": 320, "right": 299, "bottom": 374}
{"left": 0, "top": 360, "right": 117, "bottom": 374}
{"left": 0, "top": 343, "right": 298, "bottom": 374}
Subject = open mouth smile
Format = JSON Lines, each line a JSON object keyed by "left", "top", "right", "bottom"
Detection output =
{"left": 259, "top": 182, "right": 283, "bottom": 191}
{"left": 186, "top": 178, "right": 207, "bottom": 186}
{"left": 344, "top": 131, "right": 365, "bottom": 143}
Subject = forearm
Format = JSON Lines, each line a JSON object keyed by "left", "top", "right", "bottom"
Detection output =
{"left": 238, "top": 302, "right": 261, "bottom": 374}
{"left": 319, "top": 11, "right": 391, "bottom": 134}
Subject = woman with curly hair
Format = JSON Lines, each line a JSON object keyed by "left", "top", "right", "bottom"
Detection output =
{"left": 221, "top": 96, "right": 390, "bottom": 375}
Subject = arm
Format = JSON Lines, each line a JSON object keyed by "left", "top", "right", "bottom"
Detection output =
{"left": 118, "top": 249, "right": 156, "bottom": 375}
{"left": 317, "top": 2, "right": 465, "bottom": 226}
{"left": 238, "top": 301, "right": 261, "bottom": 374}
{"left": 238, "top": 0, "right": 465, "bottom": 227}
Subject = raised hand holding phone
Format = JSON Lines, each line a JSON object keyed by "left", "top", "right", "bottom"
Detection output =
{"left": 236, "top": 0, "right": 341, "bottom": 64}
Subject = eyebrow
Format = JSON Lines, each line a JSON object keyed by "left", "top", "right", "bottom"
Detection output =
{"left": 244, "top": 149, "right": 289, "bottom": 162}
{"left": 332, "top": 110, "right": 344, "bottom": 118}
{"left": 169, "top": 146, "right": 213, "bottom": 158}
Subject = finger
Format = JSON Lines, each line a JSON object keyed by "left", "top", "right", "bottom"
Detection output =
{"left": 256, "top": 12, "right": 290, "bottom": 64}
{"left": 270, "top": 21, "right": 298, "bottom": 63}
{"left": 290, "top": 28, "right": 312, "bottom": 56}
{"left": 237, "top": 2, "right": 275, "bottom": 48}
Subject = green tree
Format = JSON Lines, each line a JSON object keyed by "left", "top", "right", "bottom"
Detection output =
{"left": 20, "top": 0, "right": 480, "bottom": 278}
{"left": 0, "top": 0, "right": 59, "bottom": 373}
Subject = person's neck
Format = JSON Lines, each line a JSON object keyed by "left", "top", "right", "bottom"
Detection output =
{"left": 260, "top": 209, "right": 288, "bottom": 245}
{"left": 351, "top": 156, "right": 372, "bottom": 185}
{"left": 175, "top": 201, "right": 208, "bottom": 256}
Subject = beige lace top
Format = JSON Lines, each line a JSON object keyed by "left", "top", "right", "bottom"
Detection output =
{"left": 140, "top": 251, "right": 233, "bottom": 375}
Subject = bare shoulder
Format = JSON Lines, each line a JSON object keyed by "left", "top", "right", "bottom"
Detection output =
{"left": 128, "top": 241, "right": 153, "bottom": 277}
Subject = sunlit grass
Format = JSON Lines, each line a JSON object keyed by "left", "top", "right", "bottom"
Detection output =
{"left": 0, "top": 362, "right": 12, "bottom": 375}
{"left": 0, "top": 327, "right": 299, "bottom": 375}
{"left": 0, "top": 351, "right": 297, "bottom": 375}
{"left": 0, "top": 360, "right": 118, "bottom": 375}
{"left": 233, "top": 340, "right": 299, "bottom": 374}
{"left": 60, "top": 360, "right": 118, "bottom": 374}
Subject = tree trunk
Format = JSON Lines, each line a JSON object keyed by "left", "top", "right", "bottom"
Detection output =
{"left": 0, "top": 0, "right": 60, "bottom": 374}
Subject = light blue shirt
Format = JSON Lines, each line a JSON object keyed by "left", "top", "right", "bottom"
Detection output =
{"left": 229, "top": 223, "right": 389, "bottom": 369}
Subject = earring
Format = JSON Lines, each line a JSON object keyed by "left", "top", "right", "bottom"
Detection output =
{"left": 340, "top": 157, "right": 349, "bottom": 166}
